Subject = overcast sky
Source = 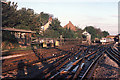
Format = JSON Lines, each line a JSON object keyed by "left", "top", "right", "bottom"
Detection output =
{"left": 8, "top": 0, "right": 119, "bottom": 35}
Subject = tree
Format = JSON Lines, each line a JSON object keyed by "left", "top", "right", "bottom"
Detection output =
{"left": 40, "top": 12, "right": 49, "bottom": 26}
{"left": 15, "top": 8, "right": 34, "bottom": 30}
{"left": 43, "top": 29, "right": 60, "bottom": 38}
{"left": 84, "top": 26, "right": 109, "bottom": 40}
{"left": 62, "top": 28, "right": 75, "bottom": 38}
{"left": 2, "top": 1, "right": 18, "bottom": 27}
{"left": 84, "top": 26, "right": 97, "bottom": 40}
{"left": 2, "top": 31, "right": 18, "bottom": 44}
{"left": 75, "top": 28, "right": 83, "bottom": 38}
{"left": 102, "top": 31, "right": 109, "bottom": 37}
{"left": 50, "top": 18, "right": 61, "bottom": 30}
{"left": 95, "top": 28, "right": 103, "bottom": 39}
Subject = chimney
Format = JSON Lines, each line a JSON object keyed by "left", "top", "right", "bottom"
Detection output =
{"left": 69, "top": 21, "right": 71, "bottom": 23}
{"left": 49, "top": 17, "right": 52, "bottom": 22}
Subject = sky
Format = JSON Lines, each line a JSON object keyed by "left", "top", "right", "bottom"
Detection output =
{"left": 8, "top": 0, "right": 119, "bottom": 35}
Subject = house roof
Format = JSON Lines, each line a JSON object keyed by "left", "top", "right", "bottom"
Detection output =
{"left": 2, "top": 27, "right": 36, "bottom": 33}
{"left": 64, "top": 21, "right": 77, "bottom": 31}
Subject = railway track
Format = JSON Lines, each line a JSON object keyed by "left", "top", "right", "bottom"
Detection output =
{"left": 81, "top": 45, "right": 120, "bottom": 79}
{"left": 80, "top": 52, "right": 104, "bottom": 80}
{"left": 2, "top": 44, "right": 119, "bottom": 79}
{"left": 39, "top": 46, "right": 84, "bottom": 79}
{"left": 2, "top": 45, "right": 82, "bottom": 78}
{"left": 41, "top": 45, "right": 107, "bottom": 80}
{"left": 105, "top": 46, "right": 120, "bottom": 64}
{"left": 2, "top": 46, "right": 76, "bottom": 72}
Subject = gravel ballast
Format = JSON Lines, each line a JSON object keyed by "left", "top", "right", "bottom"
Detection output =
{"left": 93, "top": 54, "right": 119, "bottom": 79}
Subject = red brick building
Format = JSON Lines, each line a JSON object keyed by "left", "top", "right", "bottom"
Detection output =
{"left": 64, "top": 21, "right": 77, "bottom": 31}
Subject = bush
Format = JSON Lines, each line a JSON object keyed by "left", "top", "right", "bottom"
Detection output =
{"left": 2, "top": 31, "right": 18, "bottom": 43}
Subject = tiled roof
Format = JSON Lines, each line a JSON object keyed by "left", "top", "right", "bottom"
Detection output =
{"left": 64, "top": 21, "right": 77, "bottom": 31}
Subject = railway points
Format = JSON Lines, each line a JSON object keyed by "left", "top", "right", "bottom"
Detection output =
{"left": 1, "top": 43, "right": 120, "bottom": 79}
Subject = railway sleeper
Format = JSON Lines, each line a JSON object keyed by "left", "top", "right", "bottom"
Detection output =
{"left": 44, "top": 49, "right": 81, "bottom": 79}
{"left": 72, "top": 60, "right": 85, "bottom": 80}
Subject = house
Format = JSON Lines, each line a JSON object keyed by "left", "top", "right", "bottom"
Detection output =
{"left": 64, "top": 21, "right": 77, "bottom": 31}
{"left": 82, "top": 30, "right": 91, "bottom": 44}
{"left": 41, "top": 17, "right": 52, "bottom": 31}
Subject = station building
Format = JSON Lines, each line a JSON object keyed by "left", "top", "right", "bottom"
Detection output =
{"left": 2, "top": 27, "right": 36, "bottom": 46}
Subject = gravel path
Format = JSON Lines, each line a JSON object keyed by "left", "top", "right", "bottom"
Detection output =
{"left": 93, "top": 54, "right": 119, "bottom": 79}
